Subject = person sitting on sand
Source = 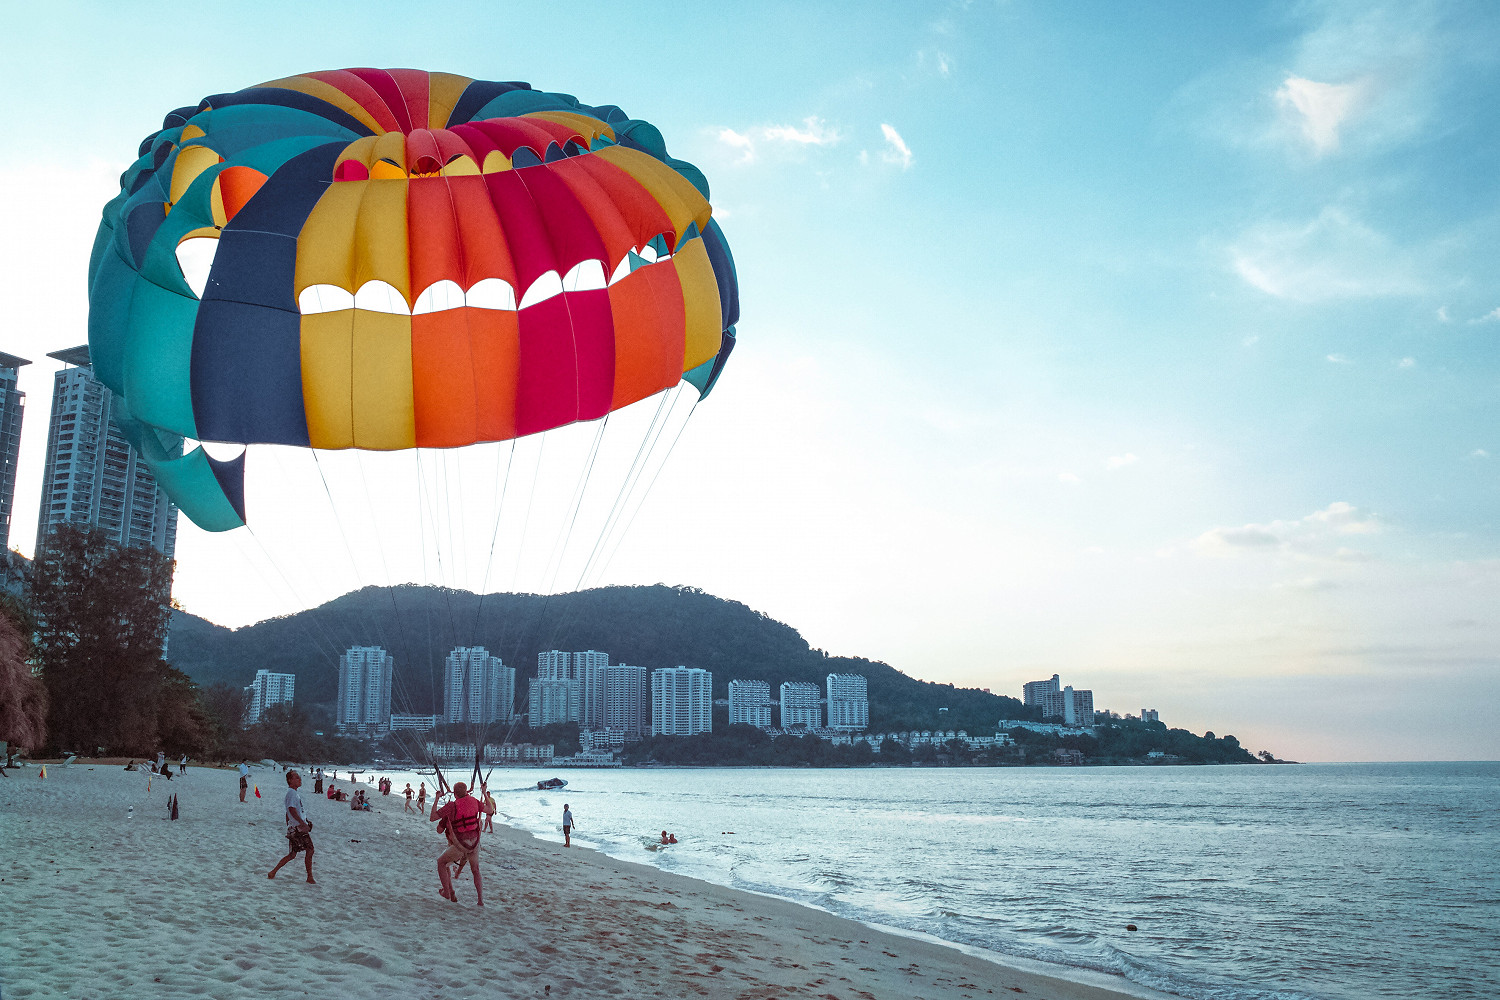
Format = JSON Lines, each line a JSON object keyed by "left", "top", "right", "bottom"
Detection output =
{"left": 325, "top": 783, "right": 338, "bottom": 800}
{"left": 430, "top": 782, "right": 495, "bottom": 905}
{"left": 403, "top": 783, "right": 414, "bottom": 813}
{"left": 268, "top": 770, "right": 315, "bottom": 884}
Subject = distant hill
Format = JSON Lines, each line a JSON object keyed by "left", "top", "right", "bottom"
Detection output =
{"left": 168, "top": 584, "right": 1026, "bottom": 733}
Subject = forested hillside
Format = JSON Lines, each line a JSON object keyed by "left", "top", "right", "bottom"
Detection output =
{"left": 168, "top": 584, "right": 1028, "bottom": 733}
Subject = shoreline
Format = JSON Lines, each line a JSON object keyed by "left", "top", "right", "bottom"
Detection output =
{"left": 1, "top": 762, "right": 1160, "bottom": 1000}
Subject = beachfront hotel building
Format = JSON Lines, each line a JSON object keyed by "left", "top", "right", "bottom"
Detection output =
{"left": 1023, "top": 674, "right": 1061, "bottom": 713}
{"left": 651, "top": 667, "right": 712, "bottom": 737}
{"left": 444, "top": 646, "right": 515, "bottom": 726}
{"left": 337, "top": 646, "right": 394, "bottom": 736}
{"left": 728, "top": 679, "right": 774, "bottom": 730}
{"left": 779, "top": 681, "right": 821, "bottom": 730}
{"left": 36, "top": 346, "right": 178, "bottom": 559}
{"left": 826, "top": 673, "right": 870, "bottom": 731}
{"left": 0, "top": 352, "right": 29, "bottom": 550}
{"left": 243, "top": 669, "right": 295, "bottom": 726}
{"left": 1062, "top": 686, "right": 1095, "bottom": 728}
{"left": 603, "top": 663, "right": 650, "bottom": 738}
{"left": 389, "top": 714, "right": 440, "bottom": 732}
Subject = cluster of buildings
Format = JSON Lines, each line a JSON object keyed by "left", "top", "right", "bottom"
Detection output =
{"left": 1007, "top": 673, "right": 1161, "bottom": 734}
{"left": 725, "top": 674, "right": 870, "bottom": 733}
{"left": 0, "top": 347, "right": 181, "bottom": 600}
{"left": 0, "top": 348, "right": 181, "bottom": 571}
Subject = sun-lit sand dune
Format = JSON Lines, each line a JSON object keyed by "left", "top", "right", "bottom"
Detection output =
{"left": 0, "top": 764, "right": 1144, "bottom": 1000}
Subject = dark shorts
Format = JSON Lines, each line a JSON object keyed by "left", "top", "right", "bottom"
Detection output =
{"left": 240, "top": 776, "right": 248, "bottom": 790}
{"left": 286, "top": 829, "right": 314, "bottom": 854}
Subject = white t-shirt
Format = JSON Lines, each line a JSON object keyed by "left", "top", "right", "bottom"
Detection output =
{"left": 285, "top": 788, "right": 306, "bottom": 832}
{"left": 562, "top": 809, "right": 574, "bottom": 828}
{"left": 237, "top": 763, "right": 251, "bottom": 778}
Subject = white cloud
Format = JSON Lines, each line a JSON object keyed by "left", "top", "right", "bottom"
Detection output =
{"left": 1242, "top": 335, "right": 1260, "bottom": 347}
{"left": 1229, "top": 207, "right": 1424, "bottom": 301}
{"left": 1469, "top": 449, "right": 1491, "bottom": 460}
{"left": 1397, "top": 357, "right": 1416, "bottom": 368}
{"left": 1326, "top": 353, "right": 1353, "bottom": 364}
{"left": 717, "top": 128, "right": 755, "bottom": 163}
{"left": 1437, "top": 306, "right": 1451, "bottom": 323}
{"left": 763, "top": 117, "right": 840, "bottom": 146}
{"left": 1469, "top": 307, "right": 1500, "bottom": 324}
{"left": 1058, "top": 472, "right": 1081, "bottom": 485}
{"left": 918, "top": 47, "right": 953, "bottom": 78}
{"left": 714, "top": 117, "right": 841, "bottom": 165}
{"left": 1105, "top": 453, "right": 1139, "bottom": 470}
{"left": 879, "top": 124, "right": 913, "bottom": 169}
{"left": 1276, "top": 75, "right": 1366, "bottom": 155}
{"left": 1194, "top": 501, "right": 1382, "bottom": 558}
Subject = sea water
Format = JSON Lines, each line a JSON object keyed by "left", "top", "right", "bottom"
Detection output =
{"left": 386, "top": 762, "right": 1498, "bottom": 1000}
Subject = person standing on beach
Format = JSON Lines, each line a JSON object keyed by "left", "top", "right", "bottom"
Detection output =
{"left": 430, "top": 782, "right": 495, "bottom": 905}
{"left": 562, "top": 804, "right": 574, "bottom": 847}
{"left": 179, "top": 754, "right": 187, "bottom": 775}
{"left": 416, "top": 783, "right": 426, "bottom": 812}
{"left": 237, "top": 762, "right": 250, "bottom": 803}
{"left": 404, "top": 783, "right": 414, "bottom": 813}
{"left": 268, "top": 770, "right": 315, "bottom": 883}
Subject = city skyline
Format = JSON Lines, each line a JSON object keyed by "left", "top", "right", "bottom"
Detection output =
{"left": 3, "top": 3, "right": 1497, "bottom": 762}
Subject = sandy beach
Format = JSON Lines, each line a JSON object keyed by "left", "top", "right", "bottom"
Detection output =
{"left": 0, "top": 763, "right": 1148, "bottom": 1000}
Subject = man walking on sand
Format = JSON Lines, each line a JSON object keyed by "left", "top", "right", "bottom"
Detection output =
{"left": 268, "top": 770, "right": 315, "bottom": 883}
{"left": 562, "top": 803, "right": 574, "bottom": 847}
{"left": 237, "top": 762, "right": 250, "bottom": 802}
{"left": 430, "top": 782, "right": 495, "bottom": 905}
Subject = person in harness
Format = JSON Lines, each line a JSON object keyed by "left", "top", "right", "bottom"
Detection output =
{"left": 430, "top": 781, "right": 496, "bottom": 905}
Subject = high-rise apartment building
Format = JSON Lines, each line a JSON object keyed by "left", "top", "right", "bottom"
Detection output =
{"left": 1023, "top": 674, "right": 1061, "bottom": 709}
{"left": 825, "top": 673, "right": 869, "bottom": 731}
{"left": 651, "top": 667, "right": 712, "bottom": 737}
{"left": 1062, "top": 686, "right": 1094, "bottom": 728}
{"left": 243, "top": 669, "right": 296, "bottom": 726}
{"left": 337, "top": 646, "right": 394, "bottom": 735}
{"left": 574, "top": 650, "right": 609, "bottom": 729}
{"left": 779, "top": 681, "right": 821, "bottom": 730}
{"left": 728, "top": 679, "right": 773, "bottom": 729}
{"left": 444, "top": 646, "right": 514, "bottom": 727}
{"left": 603, "top": 663, "right": 649, "bottom": 738}
{"left": 529, "top": 676, "right": 581, "bottom": 727}
{"left": 0, "top": 352, "right": 29, "bottom": 550}
{"left": 1141, "top": 708, "right": 1160, "bottom": 724}
{"left": 536, "top": 650, "right": 571, "bottom": 680}
{"left": 36, "top": 347, "right": 178, "bottom": 558}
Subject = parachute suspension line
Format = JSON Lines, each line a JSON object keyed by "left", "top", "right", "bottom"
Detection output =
{"left": 542, "top": 415, "right": 611, "bottom": 597}
{"left": 593, "top": 388, "right": 702, "bottom": 588}
{"left": 511, "top": 434, "right": 546, "bottom": 595}
{"left": 351, "top": 448, "right": 429, "bottom": 773}
{"left": 535, "top": 388, "right": 680, "bottom": 652}
{"left": 571, "top": 386, "right": 678, "bottom": 594}
{"left": 471, "top": 439, "right": 518, "bottom": 631}
{"left": 234, "top": 523, "right": 354, "bottom": 673}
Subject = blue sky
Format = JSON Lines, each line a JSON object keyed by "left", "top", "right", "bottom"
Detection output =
{"left": 2, "top": 1, "right": 1496, "bottom": 760}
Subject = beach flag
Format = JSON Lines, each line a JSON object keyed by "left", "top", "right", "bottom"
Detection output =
{"left": 169, "top": 794, "right": 179, "bottom": 821}
{"left": 254, "top": 785, "right": 261, "bottom": 798}
{"left": 39, "top": 765, "right": 46, "bottom": 779}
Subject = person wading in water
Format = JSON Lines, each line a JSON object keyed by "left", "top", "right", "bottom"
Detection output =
{"left": 430, "top": 782, "right": 495, "bottom": 905}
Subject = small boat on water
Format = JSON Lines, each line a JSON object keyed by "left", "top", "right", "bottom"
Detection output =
{"left": 536, "top": 777, "right": 568, "bottom": 791}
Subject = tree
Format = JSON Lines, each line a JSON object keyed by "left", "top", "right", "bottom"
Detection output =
{"left": 0, "top": 604, "right": 46, "bottom": 755}
{"left": 28, "top": 524, "right": 174, "bottom": 755}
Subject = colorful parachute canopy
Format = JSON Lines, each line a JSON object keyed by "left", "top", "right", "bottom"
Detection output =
{"left": 88, "top": 69, "right": 739, "bottom": 533}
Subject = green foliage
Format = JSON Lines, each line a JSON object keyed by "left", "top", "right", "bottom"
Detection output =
{"left": 168, "top": 584, "right": 1026, "bottom": 732}
{"left": 29, "top": 524, "right": 175, "bottom": 755}
{"left": 1005, "top": 717, "right": 1257, "bottom": 764}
